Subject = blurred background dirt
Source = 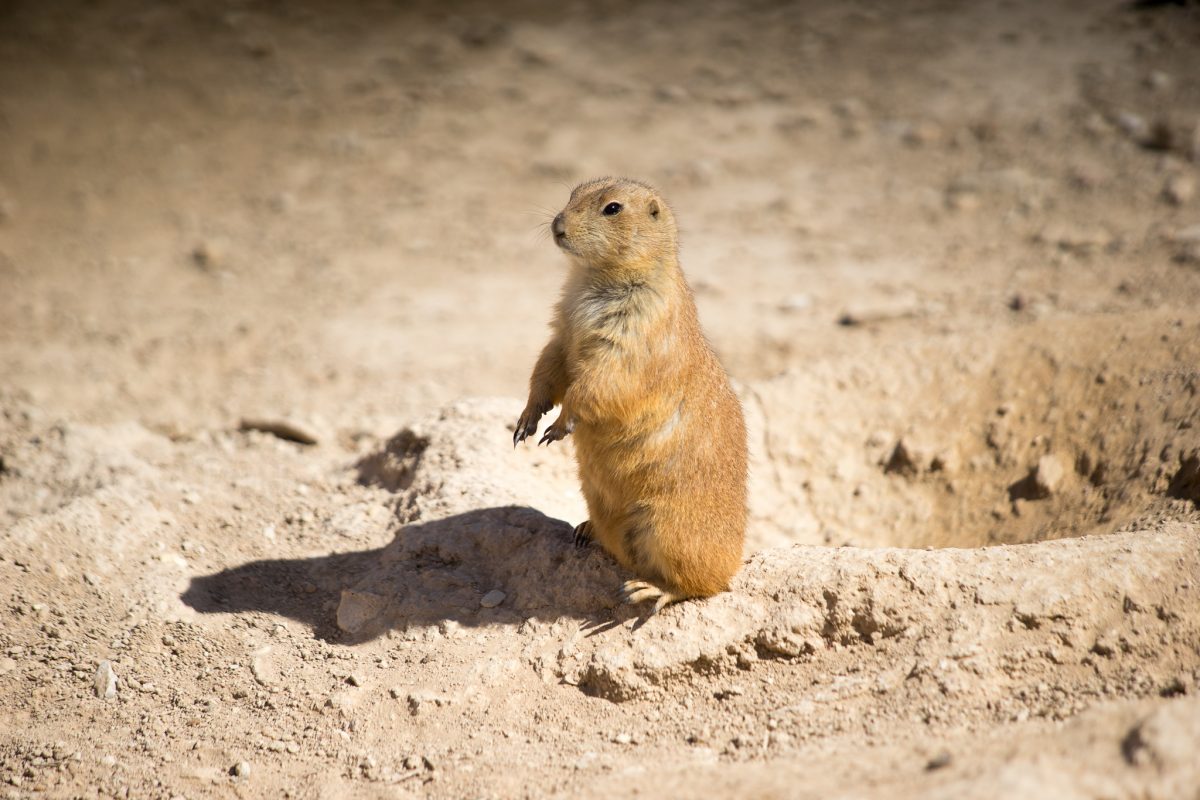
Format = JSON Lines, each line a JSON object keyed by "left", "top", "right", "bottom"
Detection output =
{"left": 1, "top": 0, "right": 1199, "bottom": 798}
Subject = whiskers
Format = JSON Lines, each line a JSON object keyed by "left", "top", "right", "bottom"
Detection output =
{"left": 525, "top": 205, "right": 557, "bottom": 244}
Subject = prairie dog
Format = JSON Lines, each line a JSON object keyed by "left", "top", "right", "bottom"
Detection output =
{"left": 514, "top": 177, "right": 747, "bottom": 614}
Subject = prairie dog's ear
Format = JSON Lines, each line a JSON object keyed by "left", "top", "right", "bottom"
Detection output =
{"left": 648, "top": 199, "right": 661, "bottom": 219}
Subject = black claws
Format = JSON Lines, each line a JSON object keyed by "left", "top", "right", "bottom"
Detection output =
{"left": 538, "top": 417, "right": 574, "bottom": 447}
{"left": 513, "top": 417, "right": 535, "bottom": 447}
{"left": 573, "top": 521, "right": 593, "bottom": 549}
{"left": 513, "top": 408, "right": 542, "bottom": 447}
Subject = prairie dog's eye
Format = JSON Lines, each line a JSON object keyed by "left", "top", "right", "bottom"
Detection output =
{"left": 602, "top": 201, "right": 623, "bottom": 216}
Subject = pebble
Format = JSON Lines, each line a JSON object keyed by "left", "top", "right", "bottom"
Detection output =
{"left": 1036, "top": 222, "right": 1112, "bottom": 254}
{"left": 1115, "top": 111, "right": 1147, "bottom": 141}
{"left": 1034, "top": 454, "right": 1066, "bottom": 497}
{"left": 613, "top": 733, "right": 632, "bottom": 745}
{"left": 479, "top": 589, "right": 506, "bottom": 609}
{"left": 94, "top": 661, "right": 117, "bottom": 699}
{"left": 777, "top": 293, "right": 812, "bottom": 313}
{"left": 1146, "top": 71, "right": 1171, "bottom": 92}
{"left": 926, "top": 750, "right": 953, "bottom": 770}
{"left": 406, "top": 689, "right": 453, "bottom": 714}
{"left": 190, "top": 241, "right": 222, "bottom": 270}
{"left": 336, "top": 589, "right": 387, "bottom": 634}
{"left": 239, "top": 417, "right": 320, "bottom": 446}
{"left": 251, "top": 648, "right": 277, "bottom": 687}
{"left": 1163, "top": 173, "right": 1195, "bottom": 206}
{"left": 232, "top": 761, "right": 251, "bottom": 778}
{"left": 1173, "top": 225, "right": 1200, "bottom": 265}
{"left": 346, "top": 674, "right": 364, "bottom": 687}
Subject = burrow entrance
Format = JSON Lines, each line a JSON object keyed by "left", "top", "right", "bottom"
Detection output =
{"left": 752, "top": 315, "right": 1200, "bottom": 549}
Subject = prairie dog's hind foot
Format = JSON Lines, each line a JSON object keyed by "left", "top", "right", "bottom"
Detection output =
{"left": 573, "top": 520, "right": 594, "bottom": 549}
{"left": 621, "top": 579, "right": 685, "bottom": 615}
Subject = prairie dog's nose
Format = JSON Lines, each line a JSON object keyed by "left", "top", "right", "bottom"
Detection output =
{"left": 552, "top": 213, "right": 565, "bottom": 237}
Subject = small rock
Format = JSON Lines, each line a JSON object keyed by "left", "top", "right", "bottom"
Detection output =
{"left": 1092, "top": 631, "right": 1118, "bottom": 657}
{"left": 1121, "top": 700, "right": 1200, "bottom": 772}
{"left": 777, "top": 293, "right": 812, "bottom": 313}
{"left": 250, "top": 648, "right": 277, "bottom": 687}
{"left": 1115, "top": 111, "right": 1148, "bottom": 141}
{"left": 769, "top": 731, "right": 793, "bottom": 747}
{"left": 239, "top": 417, "right": 319, "bottom": 446}
{"left": 480, "top": 589, "right": 506, "bottom": 609}
{"left": 903, "top": 120, "right": 944, "bottom": 147}
{"left": 1146, "top": 71, "right": 1172, "bottom": 92}
{"left": 191, "top": 242, "right": 222, "bottom": 270}
{"left": 0, "top": 657, "right": 16, "bottom": 675}
{"left": 346, "top": 674, "right": 364, "bottom": 687}
{"left": 926, "top": 750, "right": 953, "bottom": 770}
{"left": 613, "top": 733, "right": 632, "bottom": 745}
{"left": 837, "top": 295, "right": 925, "bottom": 326}
{"left": 1036, "top": 222, "right": 1112, "bottom": 254}
{"left": 1033, "top": 454, "right": 1066, "bottom": 497}
{"left": 406, "top": 689, "right": 452, "bottom": 715}
{"left": 231, "top": 761, "right": 251, "bottom": 778}
{"left": 1174, "top": 225, "right": 1200, "bottom": 265}
{"left": 336, "top": 590, "right": 387, "bottom": 634}
{"left": 94, "top": 661, "right": 117, "bottom": 699}
{"left": 1163, "top": 173, "right": 1196, "bottom": 206}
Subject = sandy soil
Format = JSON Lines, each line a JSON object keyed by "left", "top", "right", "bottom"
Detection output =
{"left": 2, "top": 1, "right": 1199, "bottom": 797}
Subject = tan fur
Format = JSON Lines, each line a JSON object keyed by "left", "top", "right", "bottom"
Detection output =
{"left": 514, "top": 177, "right": 748, "bottom": 611}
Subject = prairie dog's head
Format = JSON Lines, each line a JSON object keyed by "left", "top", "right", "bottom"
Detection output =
{"left": 551, "top": 178, "right": 677, "bottom": 270}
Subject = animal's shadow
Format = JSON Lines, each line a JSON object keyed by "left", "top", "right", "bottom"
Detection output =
{"left": 180, "top": 505, "right": 629, "bottom": 644}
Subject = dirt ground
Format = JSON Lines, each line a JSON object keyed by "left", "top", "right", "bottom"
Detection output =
{"left": 2, "top": 0, "right": 1200, "bottom": 797}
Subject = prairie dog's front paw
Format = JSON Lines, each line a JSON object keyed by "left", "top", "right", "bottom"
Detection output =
{"left": 538, "top": 414, "right": 574, "bottom": 446}
{"left": 513, "top": 403, "right": 547, "bottom": 446}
